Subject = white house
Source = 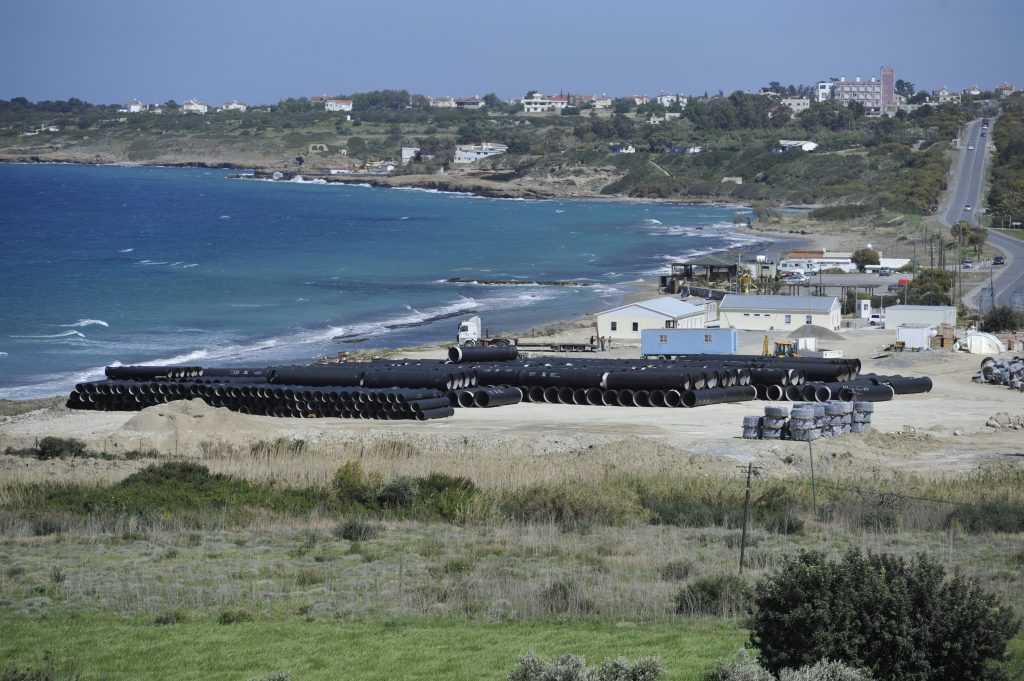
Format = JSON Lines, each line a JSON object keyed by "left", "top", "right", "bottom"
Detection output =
{"left": 429, "top": 97, "right": 456, "bottom": 108}
{"left": 325, "top": 99, "right": 353, "bottom": 112}
{"left": 596, "top": 297, "right": 705, "bottom": 342}
{"left": 656, "top": 93, "right": 688, "bottom": 108}
{"left": 454, "top": 97, "right": 485, "bottom": 110}
{"left": 521, "top": 93, "right": 570, "bottom": 113}
{"left": 718, "top": 294, "right": 841, "bottom": 332}
{"left": 453, "top": 142, "right": 508, "bottom": 164}
{"left": 780, "top": 97, "right": 810, "bottom": 115}
{"left": 123, "top": 99, "right": 146, "bottom": 113}
{"left": 181, "top": 99, "right": 209, "bottom": 114}
{"left": 220, "top": 100, "right": 247, "bottom": 112}
{"left": 401, "top": 146, "right": 421, "bottom": 165}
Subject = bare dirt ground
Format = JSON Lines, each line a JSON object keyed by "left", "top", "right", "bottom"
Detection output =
{"left": 2, "top": 327, "right": 1021, "bottom": 489}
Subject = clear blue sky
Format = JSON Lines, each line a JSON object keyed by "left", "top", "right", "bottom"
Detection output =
{"left": 1, "top": 0, "right": 1020, "bottom": 105}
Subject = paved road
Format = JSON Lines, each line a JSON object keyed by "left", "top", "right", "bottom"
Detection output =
{"left": 940, "top": 119, "right": 988, "bottom": 228}
{"left": 937, "top": 117, "right": 1024, "bottom": 308}
{"left": 987, "top": 229, "right": 1024, "bottom": 307}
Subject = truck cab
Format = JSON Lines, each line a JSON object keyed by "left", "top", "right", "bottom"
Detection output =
{"left": 457, "top": 315, "right": 482, "bottom": 346}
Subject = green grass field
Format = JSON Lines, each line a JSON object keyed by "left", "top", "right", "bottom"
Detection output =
{"left": 0, "top": 616, "right": 746, "bottom": 681}
{"left": 995, "top": 228, "right": 1024, "bottom": 241}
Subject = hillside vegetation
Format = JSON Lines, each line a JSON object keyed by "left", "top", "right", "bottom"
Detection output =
{"left": 0, "top": 92, "right": 977, "bottom": 211}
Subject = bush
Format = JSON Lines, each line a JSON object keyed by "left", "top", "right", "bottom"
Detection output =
{"left": 331, "top": 461, "right": 373, "bottom": 505}
{"left": 855, "top": 507, "right": 900, "bottom": 533}
{"left": 217, "top": 609, "right": 253, "bottom": 625}
{"left": 333, "top": 516, "right": 382, "bottom": 542}
{"left": 377, "top": 475, "right": 419, "bottom": 509}
{"left": 540, "top": 579, "right": 595, "bottom": 615}
{"left": 705, "top": 650, "right": 873, "bottom": 681}
{"left": 983, "top": 306, "right": 1023, "bottom": 333}
{"left": 674, "top": 574, "right": 752, "bottom": 617}
{"left": 659, "top": 558, "right": 694, "bottom": 581}
{"left": 0, "top": 651, "right": 82, "bottom": 681}
{"left": 501, "top": 482, "right": 646, "bottom": 529}
{"left": 808, "top": 204, "right": 877, "bottom": 221}
{"left": 152, "top": 609, "right": 187, "bottom": 626}
{"left": 35, "top": 437, "right": 87, "bottom": 460}
{"left": 945, "top": 501, "right": 1024, "bottom": 533}
{"left": 508, "top": 652, "right": 664, "bottom": 681}
{"left": 750, "top": 550, "right": 1020, "bottom": 680}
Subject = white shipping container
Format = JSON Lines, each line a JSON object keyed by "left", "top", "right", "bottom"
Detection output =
{"left": 896, "top": 324, "right": 936, "bottom": 350}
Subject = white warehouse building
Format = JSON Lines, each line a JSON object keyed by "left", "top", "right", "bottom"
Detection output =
{"left": 596, "top": 297, "right": 705, "bottom": 342}
{"left": 719, "top": 294, "right": 841, "bottom": 331}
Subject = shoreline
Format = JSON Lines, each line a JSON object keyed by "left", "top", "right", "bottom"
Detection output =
{"left": 1, "top": 157, "right": 817, "bottom": 210}
{"left": 0, "top": 163, "right": 815, "bottom": 402}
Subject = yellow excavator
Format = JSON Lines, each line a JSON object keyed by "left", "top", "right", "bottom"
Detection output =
{"left": 763, "top": 336, "right": 798, "bottom": 358}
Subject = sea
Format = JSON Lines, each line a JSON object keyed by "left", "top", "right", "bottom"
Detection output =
{"left": 0, "top": 163, "right": 775, "bottom": 399}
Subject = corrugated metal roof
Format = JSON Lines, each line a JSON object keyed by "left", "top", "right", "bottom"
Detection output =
{"left": 885, "top": 305, "right": 956, "bottom": 311}
{"left": 720, "top": 294, "right": 838, "bottom": 312}
{"left": 681, "top": 255, "right": 736, "bottom": 267}
{"left": 598, "top": 297, "right": 704, "bottom": 318}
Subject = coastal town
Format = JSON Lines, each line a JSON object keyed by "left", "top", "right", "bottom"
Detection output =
{"left": 3, "top": 1, "right": 1024, "bottom": 679}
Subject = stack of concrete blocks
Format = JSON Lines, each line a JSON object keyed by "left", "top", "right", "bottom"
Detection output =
{"left": 741, "top": 401, "right": 873, "bottom": 440}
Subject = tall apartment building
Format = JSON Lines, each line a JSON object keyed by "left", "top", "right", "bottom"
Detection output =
{"left": 830, "top": 66, "right": 896, "bottom": 115}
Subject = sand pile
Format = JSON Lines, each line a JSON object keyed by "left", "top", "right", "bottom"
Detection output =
{"left": 122, "top": 398, "right": 272, "bottom": 435}
{"left": 789, "top": 325, "right": 845, "bottom": 341}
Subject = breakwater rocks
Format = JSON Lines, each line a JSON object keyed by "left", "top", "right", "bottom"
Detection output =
{"left": 445, "top": 277, "right": 592, "bottom": 287}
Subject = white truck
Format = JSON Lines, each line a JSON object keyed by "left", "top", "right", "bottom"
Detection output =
{"left": 456, "top": 315, "right": 594, "bottom": 351}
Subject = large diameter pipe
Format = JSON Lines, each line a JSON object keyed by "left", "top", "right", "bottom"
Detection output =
{"left": 448, "top": 345, "right": 518, "bottom": 363}
{"left": 850, "top": 384, "right": 895, "bottom": 402}
{"left": 415, "top": 405, "right": 455, "bottom": 420}
{"left": 474, "top": 386, "right": 523, "bottom": 408}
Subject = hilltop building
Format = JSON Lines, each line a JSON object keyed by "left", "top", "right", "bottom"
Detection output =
{"left": 181, "top": 99, "right": 209, "bottom": 114}
{"left": 325, "top": 99, "right": 353, "bottom": 112}
{"left": 454, "top": 142, "right": 508, "bottom": 164}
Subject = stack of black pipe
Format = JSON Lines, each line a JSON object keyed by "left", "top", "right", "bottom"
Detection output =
{"left": 65, "top": 354, "right": 931, "bottom": 418}
{"left": 66, "top": 366, "right": 458, "bottom": 420}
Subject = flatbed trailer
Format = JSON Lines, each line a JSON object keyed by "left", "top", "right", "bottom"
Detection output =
{"left": 466, "top": 338, "right": 595, "bottom": 352}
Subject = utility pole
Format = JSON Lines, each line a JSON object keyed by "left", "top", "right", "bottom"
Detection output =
{"left": 738, "top": 463, "right": 755, "bottom": 575}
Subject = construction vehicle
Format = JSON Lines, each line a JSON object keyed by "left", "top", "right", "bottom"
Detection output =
{"left": 762, "top": 336, "right": 798, "bottom": 358}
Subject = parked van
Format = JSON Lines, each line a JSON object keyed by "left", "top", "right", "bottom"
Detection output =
{"left": 878, "top": 266, "right": 892, "bottom": 277}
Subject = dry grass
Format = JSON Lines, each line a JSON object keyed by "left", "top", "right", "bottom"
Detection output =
{"left": 0, "top": 514, "right": 1019, "bottom": 625}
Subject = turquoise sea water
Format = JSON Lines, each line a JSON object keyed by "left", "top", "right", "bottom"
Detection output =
{"left": 0, "top": 163, "right": 769, "bottom": 398}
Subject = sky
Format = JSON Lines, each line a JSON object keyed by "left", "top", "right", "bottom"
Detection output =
{"left": 1, "top": 0, "right": 1021, "bottom": 105}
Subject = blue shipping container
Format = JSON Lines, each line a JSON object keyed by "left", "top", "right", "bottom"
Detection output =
{"left": 641, "top": 329, "right": 737, "bottom": 357}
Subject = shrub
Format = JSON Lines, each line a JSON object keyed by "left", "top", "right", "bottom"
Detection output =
{"left": 704, "top": 649, "right": 773, "bottom": 681}
{"left": 152, "top": 609, "right": 187, "bottom": 626}
{"left": 217, "top": 609, "right": 253, "bottom": 625}
{"left": 540, "top": 579, "right": 595, "bottom": 615}
{"left": 501, "top": 482, "right": 646, "bottom": 529}
{"left": 659, "top": 559, "right": 693, "bottom": 581}
{"left": 704, "top": 650, "right": 873, "bottom": 681}
{"left": 508, "top": 652, "right": 664, "bottom": 681}
{"left": 294, "top": 568, "right": 324, "bottom": 586}
{"left": 35, "top": 437, "right": 87, "bottom": 460}
{"left": 855, "top": 507, "right": 900, "bottom": 533}
{"left": 808, "top": 204, "right": 877, "bottom": 221}
{"left": 333, "top": 516, "right": 382, "bottom": 542}
{"left": 752, "top": 484, "right": 805, "bottom": 534}
{"left": 945, "top": 501, "right": 1024, "bottom": 533}
{"left": 674, "top": 574, "right": 752, "bottom": 617}
{"left": 750, "top": 550, "right": 1020, "bottom": 680}
{"left": 377, "top": 475, "right": 419, "bottom": 509}
{"left": 417, "top": 472, "right": 475, "bottom": 496}
{"left": 331, "top": 461, "right": 372, "bottom": 505}
{"left": 0, "top": 651, "right": 82, "bottom": 681}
